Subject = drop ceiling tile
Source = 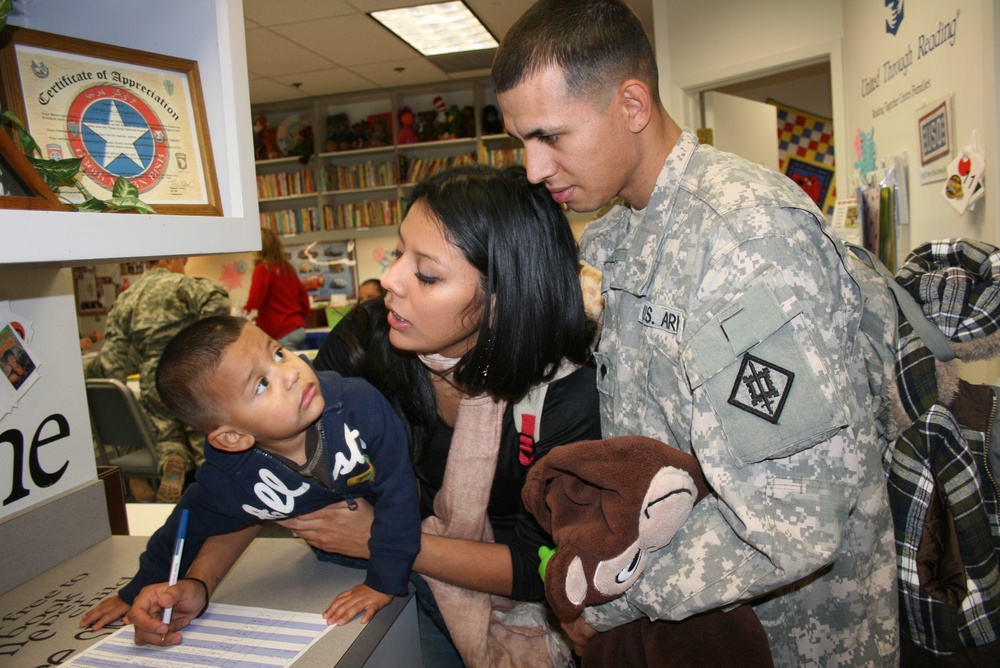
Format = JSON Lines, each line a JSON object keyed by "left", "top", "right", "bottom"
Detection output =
{"left": 271, "top": 14, "right": 418, "bottom": 68}
{"left": 244, "top": 0, "right": 354, "bottom": 27}
{"left": 245, "top": 28, "right": 335, "bottom": 78}
{"left": 273, "top": 68, "right": 380, "bottom": 98}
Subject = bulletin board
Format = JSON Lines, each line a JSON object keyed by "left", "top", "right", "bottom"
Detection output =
{"left": 71, "top": 263, "right": 145, "bottom": 315}
{"left": 283, "top": 238, "right": 358, "bottom": 304}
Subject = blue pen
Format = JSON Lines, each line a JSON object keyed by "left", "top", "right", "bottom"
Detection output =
{"left": 160, "top": 508, "right": 190, "bottom": 639}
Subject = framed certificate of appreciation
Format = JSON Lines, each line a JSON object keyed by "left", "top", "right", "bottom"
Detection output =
{"left": 0, "top": 27, "right": 221, "bottom": 215}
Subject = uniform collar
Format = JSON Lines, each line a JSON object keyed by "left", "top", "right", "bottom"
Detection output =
{"left": 590, "top": 129, "right": 699, "bottom": 295}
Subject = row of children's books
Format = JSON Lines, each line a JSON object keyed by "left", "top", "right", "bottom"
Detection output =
{"left": 479, "top": 146, "right": 524, "bottom": 168}
{"left": 322, "top": 199, "right": 399, "bottom": 230}
{"left": 322, "top": 160, "right": 397, "bottom": 192}
{"left": 259, "top": 207, "right": 322, "bottom": 235}
{"left": 400, "top": 153, "right": 476, "bottom": 184}
{"left": 256, "top": 170, "right": 316, "bottom": 200}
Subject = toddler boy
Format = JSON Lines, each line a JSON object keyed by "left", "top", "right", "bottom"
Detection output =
{"left": 81, "top": 315, "right": 419, "bottom": 628}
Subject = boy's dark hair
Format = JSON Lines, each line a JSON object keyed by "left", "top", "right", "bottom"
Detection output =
{"left": 492, "top": 0, "right": 659, "bottom": 103}
{"left": 359, "top": 278, "right": 386, "bottom": 294}
{"left": 156, "top": 315, "right": 246, "bottom": 433}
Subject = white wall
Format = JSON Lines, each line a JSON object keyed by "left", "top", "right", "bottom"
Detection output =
{"left": 658, "top": 0, "right": 845, "bottom": 122}
{"left": 843, "top": 0, "right": 997, "bottom": 247}
{"left": 842, "top": 0, "right": 999, "bottom": 384}
{"left": 658, "top": 0, "right": 1000, "bottom": 384}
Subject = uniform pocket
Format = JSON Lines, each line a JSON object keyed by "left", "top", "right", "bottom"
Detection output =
{"left": 593, "top": 349, "right": 615, "bottom": 400}
{"left": 681, "top": 274, "right": 846, "bottom": 467}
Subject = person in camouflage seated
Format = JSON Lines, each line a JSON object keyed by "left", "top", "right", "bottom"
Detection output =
{"left": 85, "top": 257, "right": 230, "bottom": 502}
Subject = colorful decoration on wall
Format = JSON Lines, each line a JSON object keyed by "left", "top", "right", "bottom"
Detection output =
{"left": 770, "top": 99, "right": 837, "bottom": 216}
{"left": 372, "top": 247, "right": 393, "bottom": 273}
{"left": 853, "top": 127, "right": 878, "bottom": 187}
{"left": 0, "top": 302, "right": 40, "bottom": 417}
{"left": 218, "top": 260, "right": 247, "bottom": 291}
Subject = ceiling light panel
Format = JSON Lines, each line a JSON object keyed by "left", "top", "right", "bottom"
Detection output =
{"left": 369, "top": 1, "right": 497, "bottom": 56}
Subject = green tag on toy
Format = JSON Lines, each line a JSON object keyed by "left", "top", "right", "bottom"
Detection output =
{"left": 538, "top": 545, "right": 558, "bottom": 580}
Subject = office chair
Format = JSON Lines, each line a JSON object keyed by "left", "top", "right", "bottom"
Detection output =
{"left": 85, "top": 378, "right": 161, "bottom": 492}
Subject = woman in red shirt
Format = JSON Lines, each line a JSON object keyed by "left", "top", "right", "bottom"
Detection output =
{"left": 243, "top": 228, "right": 312, "bottom": 349}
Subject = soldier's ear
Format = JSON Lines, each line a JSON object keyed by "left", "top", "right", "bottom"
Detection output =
{"left": 619, "top": 79, "right": 653, "bottom": 134}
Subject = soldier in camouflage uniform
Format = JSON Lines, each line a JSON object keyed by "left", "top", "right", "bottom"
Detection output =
{"left": 493, "top": 1, "right": 898, "bottom": 665}
{"left": 85, "top": 258, "right": 230, "bottom": 502}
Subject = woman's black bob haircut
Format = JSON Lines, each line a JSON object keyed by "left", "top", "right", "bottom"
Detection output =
{"left": 406, "top": 164, "right": 592, "bottom": 400}
{"left": 317, "top": 165, "right": 595, "bottom": 459}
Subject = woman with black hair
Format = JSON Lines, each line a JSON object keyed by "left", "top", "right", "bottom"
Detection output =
{"left": 306, "top": 165, "right": 600, "bottom": 665}
{"left": 121, "top": 165, "right": 601, "bottom": 666}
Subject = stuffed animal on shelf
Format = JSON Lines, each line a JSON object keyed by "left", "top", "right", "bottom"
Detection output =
{"left": 397, "top": 106, "right": 418, "bottom": 144}
{"left": 254, "top": 115, "right": 280, "bottom": 159}
{"left": 458, "top": 105, "right": 476, "bottom": 138}
{"left": 522, "top": 435, "right": 774, "bottom": 668}
{"left": 325, "top": 113, "right": 353, "bottom": 152}
{"left": 432, "top": 96, "right": 448, "bottom": 138}
{"left": 417, "top": 110, "right": 437, "bottom": 143}
{"left": 444, "top": 105, "right": 461, "bottom": 140}
{"left": 350, "top": 120, "right": 368, "bottom": 150}
{"left": 481, "top": 104, "right": 503, "bottom": 135}
{"left": 366, "top": 113, "right": 391, "bottom": 147}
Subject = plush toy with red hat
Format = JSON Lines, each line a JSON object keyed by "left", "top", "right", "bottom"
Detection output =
{"left": 522, "top": 435, "right": 773, "bottom": 667}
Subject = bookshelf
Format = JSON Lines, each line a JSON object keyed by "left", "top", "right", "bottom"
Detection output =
{"left": 252, "top": 79, "right": 521, "bottom": 242}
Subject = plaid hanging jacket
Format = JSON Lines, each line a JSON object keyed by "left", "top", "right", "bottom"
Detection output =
{"left": 886, "top": 238, "right": 1000, "bottom": 656}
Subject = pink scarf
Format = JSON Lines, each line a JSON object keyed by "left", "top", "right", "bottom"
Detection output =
{"left": 418, "top": 354, "right": 576, "bottom": 668}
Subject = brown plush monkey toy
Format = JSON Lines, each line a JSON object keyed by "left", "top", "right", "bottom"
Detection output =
{"left": 522, "top": 435, "right": 774, "bottom": 668}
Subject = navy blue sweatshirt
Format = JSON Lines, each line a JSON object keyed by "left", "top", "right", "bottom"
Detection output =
{"left": 118, "top": 369, "right": 419, "bottom": 603}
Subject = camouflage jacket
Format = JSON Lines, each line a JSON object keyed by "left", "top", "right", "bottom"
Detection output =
{"left": 578, "top": 129, "right": 898, "bottom": 667}
{"left": 86, "top": 268, "right": 230, "bottom": 464}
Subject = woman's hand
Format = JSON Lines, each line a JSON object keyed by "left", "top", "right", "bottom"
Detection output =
{"left": 127, "top": 579, "right": 206, "bottom": 646}
{"left": 561, "top": 614, "right": 598, "bottom": 655}
{"left": 278, "top": 500, "right": 374, "bottom": 557}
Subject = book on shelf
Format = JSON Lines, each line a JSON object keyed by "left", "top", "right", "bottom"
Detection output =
{"left": 479, "top": 146, "right": 524, "bottom": 168}
{"left": 256, "top": 170, "right": 316, "bottom": 199}
{"left": 259, "top": 207, "right": 320, "bottom": 235}
{"left": 322, "top": 159, "right": 398, "bottom": 192}
{"left": 400, "top": 153, "right": 476, "bottom": 184}
{"left": 322, "top": 199, "right": 399, "bottom": 229}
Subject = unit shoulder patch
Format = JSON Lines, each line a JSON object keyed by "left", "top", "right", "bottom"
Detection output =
{"left": 727, "top": 353, "right": 794, "bottom": 424}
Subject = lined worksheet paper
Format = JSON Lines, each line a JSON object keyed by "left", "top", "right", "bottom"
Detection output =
{"left": 64, "top": 603, "right": 333, "bottom": 667}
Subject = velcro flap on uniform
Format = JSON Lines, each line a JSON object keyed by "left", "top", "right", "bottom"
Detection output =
{"left": 684, "top": 278, "right": 798, "bottom": 389}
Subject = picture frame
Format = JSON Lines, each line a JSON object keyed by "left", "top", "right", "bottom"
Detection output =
{"left": 916, "top": 95, "right": 952, "bottom": 168}
{"left": 0, "top": 126, "right": 69, "bottom": 210}
{"left": 0, "top": 26, "right": 221, "bottom": 216}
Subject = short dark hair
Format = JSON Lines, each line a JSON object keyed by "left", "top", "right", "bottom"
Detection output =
{"left": 492, "top": 0, "right": 659, "bottom": 103}
{"left": 407, "top": 164, "right": 592, "bottom": 400}
{"left": 156, "top": 315, "right": 246, "bottom": 432}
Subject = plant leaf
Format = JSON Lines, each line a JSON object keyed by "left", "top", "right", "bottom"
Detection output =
{"left": 2, "top": 111, "right": 40, "bottom": 155}
{"left": 99, "top": 197, "right": 156, "bottom": 214}
{"left": 27, "top": 155, "right": 83, "bottom": 187}
{"left": 0, "top": 0, "right": 12, "bottom": 31}
{"left": 111, "top": 177, "right": 140, "bottom": 199}
{"left": 77, "top": 197, "right": 108, "bottom": 212}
